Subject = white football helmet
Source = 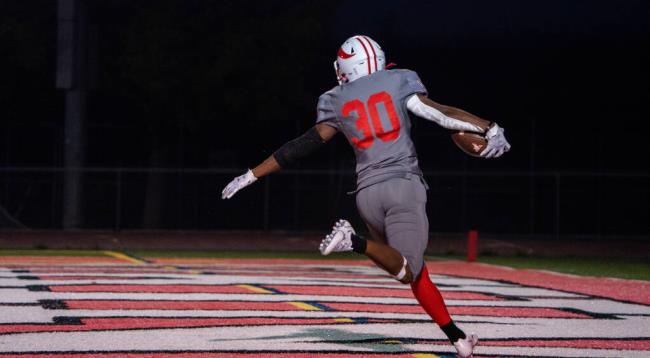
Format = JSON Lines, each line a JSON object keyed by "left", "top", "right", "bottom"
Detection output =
{"left": 334, "top": 35, "right": 385, "bottom": 85}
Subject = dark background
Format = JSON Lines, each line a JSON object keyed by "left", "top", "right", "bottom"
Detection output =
{"left": 1, "top": 0, "right": 649, "bottom": 237}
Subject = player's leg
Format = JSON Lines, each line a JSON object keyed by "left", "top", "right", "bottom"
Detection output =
{"left": 354, "top": 182, "right": 413, "bottom": 281}
{"left": 364, "top": 224, "right": 413, "bottom": 281}
{"left": 381, "top": 176, "right": 478, "bottom": 357}
{"left": 319, "top": 178, "right": 477, "bottom": 356}
{"left": 320, "top": 210, "right": 410, "bottom": 280}
{"left": 412, "top": 264, "right": 478, "bottom": 356}
{"left": 319, "top": 184, "right": 412, "bottom": 281}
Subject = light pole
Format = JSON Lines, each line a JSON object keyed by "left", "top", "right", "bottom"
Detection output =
{"left": 56, "top": 0, "right": 88, "bottom": 229}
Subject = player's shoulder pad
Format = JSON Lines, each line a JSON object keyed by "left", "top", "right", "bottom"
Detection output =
{"left": 384, "top": 68, "right": 421, "bottom": 83}
{"left": 318, "top": 86, "right": 339, "bottom": 101}
{"left": 316, "top": 87, "right": 340, "bottom": 124}
{"left": 320, "top": 87, "right": 337, "bottom": 97}
{"left": 396, "top": 69, "right": 426, "bottom": 93}
{"left": 317, "top": 89, "right": 335, "bottom": 105}
{"left": 387, "top": 67, "right": 416, "bottom": 73}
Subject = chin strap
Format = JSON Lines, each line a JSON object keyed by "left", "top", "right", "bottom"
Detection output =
{"left": 393, "top": 257, "right": 409, "bottom": 281}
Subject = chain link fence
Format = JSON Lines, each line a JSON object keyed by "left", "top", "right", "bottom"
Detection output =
{"left": 1, "top": 167, "right": 649, "bottom": 239}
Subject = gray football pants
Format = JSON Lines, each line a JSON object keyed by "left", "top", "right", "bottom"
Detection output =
{"left": 355, "top": 175, "right": 429, "bottom": 276}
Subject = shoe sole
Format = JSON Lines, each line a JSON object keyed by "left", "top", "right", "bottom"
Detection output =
{"left": 320, "top": 231, "right": 345, "bottom": 256}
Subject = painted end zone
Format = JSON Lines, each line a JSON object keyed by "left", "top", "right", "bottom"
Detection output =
{"left": 0, "top": 254, "right": 649, "bottom": 357}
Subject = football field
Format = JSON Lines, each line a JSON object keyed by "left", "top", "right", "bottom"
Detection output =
{"left": 1, "top": 251, "right": 649, "bottom": 357}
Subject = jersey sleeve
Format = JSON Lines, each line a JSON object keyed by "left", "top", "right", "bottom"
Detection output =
{"left": 315, "top": 92, "right": 339, "bottom": 129}
{"left": 401, "top": 70, "right": 428, "bottom": 98}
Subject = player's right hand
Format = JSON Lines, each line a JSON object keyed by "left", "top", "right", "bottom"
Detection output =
{"left": 480, "top": 123, "right": 511, "bottom": 158}
{"left": 221, "top": 169, "right": 258, "bottom": 199}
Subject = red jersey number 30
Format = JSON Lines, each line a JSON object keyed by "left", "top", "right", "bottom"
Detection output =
{"left": 342, "top": 91, "right": 400, "bottom": 150}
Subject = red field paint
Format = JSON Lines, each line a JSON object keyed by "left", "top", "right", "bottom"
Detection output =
{"left": 482, "top": 338, "right": 650, "bottom": 350}
{"left": 65, "top": 300, "right": 311, "bottom": 311}
{"left": 206, "top": 272, "right": 383, "bottom": 279}
{"left": 324, "top": 302, "right": 590, "bottom": 318}
{"left": 2, "top": 256, "right": 649, "bottom": 357}
{"left": 48, "top": 284, "right": 265, "bottom": 294}
{"left": 0, "top": 317, "right": 400, "bottom": 335}
{"left": 260, "top": 285, "right": 405, "bottom": 298}
{"left": 427, "top": 260, "right": 650, "bottom": 305}
{"left": 450, "top": 306, "right": 590, "bottom": 318}
{"left": 0, "top": 353, "right": 434, "bottom": 358}
{"left": 261, "top": 285, "right": 503, "bottom": 301}
{"left": 38, "top": 275, "right": 176, "bottom": 280}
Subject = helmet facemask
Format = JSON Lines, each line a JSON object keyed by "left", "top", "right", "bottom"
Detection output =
{"left": 334, "top": 60, "right": 347, "bottom": 85}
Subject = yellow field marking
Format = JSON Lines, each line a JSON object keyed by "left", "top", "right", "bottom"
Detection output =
{"left": 237, "top": 284, "right": 274, "bottom": 294}
{"left": 383, "top": 339, "right": 402, "bottom": 344}
{"left": 287, "top": 301, "right": 322, "bottom": 311}
{"left": 103, "top": 251, "right": 145, "bottom": 265}
{"left": 333, "top": 318, "right": 354, "bottom": 323}
{"left": 159, "top": 266, "right": 200, "bottom": 275}
{"left": 412, "top": 354, "right": 440, "bottom": 358}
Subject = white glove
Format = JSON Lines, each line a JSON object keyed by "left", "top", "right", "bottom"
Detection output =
{"left": 480, "top": 123, "right": 511, "bottom": 158}
{"left": 221, "top": 169, "right": 258, "bottom": 199}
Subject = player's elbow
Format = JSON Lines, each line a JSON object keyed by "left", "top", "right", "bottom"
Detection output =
{"left": 407, "top": 95, "right": 446, "bottom": 124}
{"left": 273, "top": 127, "right": 326, "bottom": 168}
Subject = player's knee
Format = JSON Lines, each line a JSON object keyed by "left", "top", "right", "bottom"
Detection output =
{"left": 398, "top": 268, "right": 414, "bottom": 284}
{"left": 392, "top": 257, "right": 413, "bottom": 283}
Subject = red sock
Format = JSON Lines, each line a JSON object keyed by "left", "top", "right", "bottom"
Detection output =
{"left": 410, "top": 265, "right": 452, "bottom": 326}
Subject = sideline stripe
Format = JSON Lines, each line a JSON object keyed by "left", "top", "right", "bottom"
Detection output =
{"left": 237, "top": 284, "right": 274, "bottom": 294}
{"left": 288, "top": 301, "right": 322, "bottom": 311}
{"left": 102, "top": 251, "right": 146, "bottom": 265}
{"left": 412, "top": 354, "right": 440, "bottom": 358}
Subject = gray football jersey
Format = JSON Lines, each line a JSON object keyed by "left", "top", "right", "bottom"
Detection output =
{"left": 316, "top": 69, "right": 427, "bottom": 190}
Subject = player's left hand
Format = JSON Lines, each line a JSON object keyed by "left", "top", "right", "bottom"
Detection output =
{"left": 221, "top": 169, "right": 258, "bottom": 199}
{"left": 481, "top": 123, "right": 511, "bottom": 158}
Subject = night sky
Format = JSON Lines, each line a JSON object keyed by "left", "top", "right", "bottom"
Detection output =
{"left": 1, "top": 0, "right": 649, "bottom": 232}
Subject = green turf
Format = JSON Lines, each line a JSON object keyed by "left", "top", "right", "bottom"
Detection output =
{"left": 472, "top": 255, "right": 650, "bottom": 281}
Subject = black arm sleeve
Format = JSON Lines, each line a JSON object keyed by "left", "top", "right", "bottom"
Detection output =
{"left": 273, "top": 127, "right": 326, "bottom": 168}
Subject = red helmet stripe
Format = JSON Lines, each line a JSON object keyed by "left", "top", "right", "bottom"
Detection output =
{"left": 362, "top": 36, "right": 378, "bottom": 72}
{"left": 355, "top": 37, "right": 372, "bottom": 75}
{"left": 337, "top": 47, "right": 355, "bottom": 59}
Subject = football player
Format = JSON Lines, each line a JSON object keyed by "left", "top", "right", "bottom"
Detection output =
{"left": 222, "top": 35, "right": 510, "bottom": 357}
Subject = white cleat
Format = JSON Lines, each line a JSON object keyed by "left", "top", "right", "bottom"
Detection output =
{"left": 319, "top": 219, "right": 356, "bottom": 255}
{"left": 454, "top": 333, "right": 478, "bottom": 358}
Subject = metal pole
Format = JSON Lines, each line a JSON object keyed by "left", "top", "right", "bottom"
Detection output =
{"left": 58, "top": 0, "right": 88, "bottom": 229}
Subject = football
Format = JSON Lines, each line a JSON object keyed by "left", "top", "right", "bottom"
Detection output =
{"left": 451, "top": 131, "right": 487, "bottom": 157}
